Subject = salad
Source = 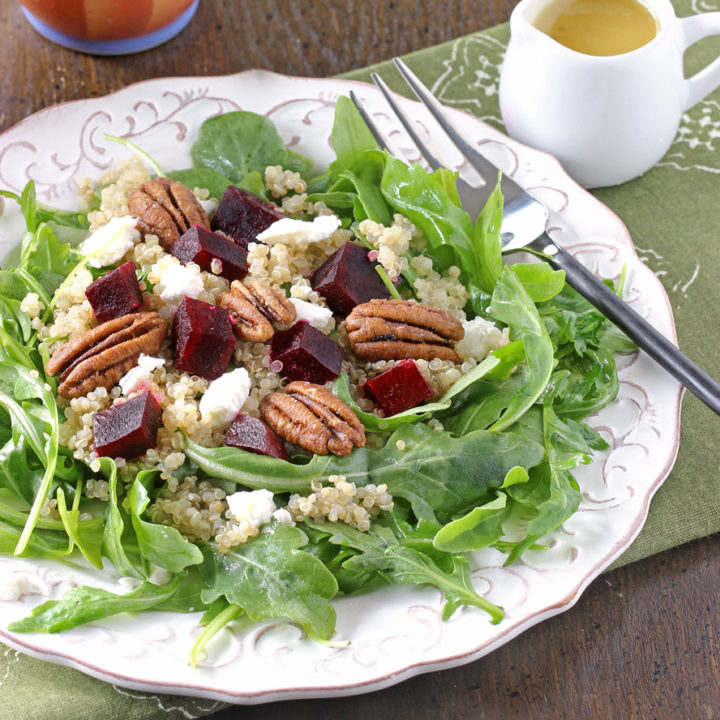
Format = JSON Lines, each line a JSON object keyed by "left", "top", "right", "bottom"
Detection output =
{"left": 0, "top": 97, "right": 631, "bottom": 665}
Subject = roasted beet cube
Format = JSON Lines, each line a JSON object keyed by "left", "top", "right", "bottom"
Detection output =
{"left": 171, "top": 225, "right": 249, "bottom": 282}
{"left": 270, "top": 321, "right": 343, "bottom": 384}
{"left": 311, "top": 241, "right": 391, "bottom": 316}
{"left": 93, "top": 391, "right": 162, "bottom": 459}
{"left": 224, "top": 414, "right": 290, "bottom": 460}
{"left": 211, "top": 186, "right": 283, "bottom": 246}
{"left": 364, "top": 359, "right": 434, "bottom": 416}
{"left": 173, "top": 296, "right": 235, "bottom": 380}
{"left": 85, "top": 261, "right": 143, "bottom": 323}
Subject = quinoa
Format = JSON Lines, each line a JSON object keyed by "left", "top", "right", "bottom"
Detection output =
{"left": 265, "top": 165, "right": 307, "bottom": 198}
{"left": 359, "top": 214, "right": 417, "bottom": 281}
{"left": 149, "top": 476, "right": 228, "bottom": 543}
{"left": 287, "top": 475, "right": 394, "bottom": 532}
{"left": 410, "top": 255, "right": 468, "bottom": 321}
{"left": 86, "top": 156, "right": 151, "bottom": 231}
{"left": 20, "top": 292, "right": 45, "bottom": 331}
{"left": 39, "top": 267, "right": 96, "bottom": 347}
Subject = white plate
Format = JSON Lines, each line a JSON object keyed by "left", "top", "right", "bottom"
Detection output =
{"left": 0, "top": 70, "right": 682, "bottom": 703}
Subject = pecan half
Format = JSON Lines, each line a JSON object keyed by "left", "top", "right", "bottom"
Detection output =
{"left": 218, "top": 278, "right": 296, "bottom": 342}
{"left": 46, "top": 312, "right": 168, "bottom": 399}
{"left": 345, "top": 299, "right": 464, "bottom": 363}
{"left": 260, "top": 381, "right": 365, "bottom": 457}
{"left": 127, "top": 177, "right": 210, "bottom": 249}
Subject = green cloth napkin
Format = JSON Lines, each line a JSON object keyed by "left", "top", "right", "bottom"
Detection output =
{"left": 2, "top": 1, "right": 719, "bottom": 717}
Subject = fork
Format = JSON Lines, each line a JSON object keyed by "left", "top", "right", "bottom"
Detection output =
{"left": 349, "top": 56, "right": 720, "bottom": 417}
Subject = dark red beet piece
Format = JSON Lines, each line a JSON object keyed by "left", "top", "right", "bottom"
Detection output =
{"left": 171, "top": 225, "right": 249, "bottom": 282}
{"left": 364, "top": 359, "right": 434, "bottom": 416}
{"left": 85, "top": 261, "right": 143, "bottom": 323}
{"left": 270, "top": 321, "right": 343, "bottom": 384}
{"left": 173, "top": 296, "right": 235, "bottom": 380}
{"left": 224, "top": 414, "right": 290, "bottom": 460}
{"left": 93, "top": 391, "right": 162, "bottom": 459}
{"left": 211, "top": 186, "right": 283, "bottom": 247}
{"left": 311, "top": 241, "right": 391, "bottom": 316}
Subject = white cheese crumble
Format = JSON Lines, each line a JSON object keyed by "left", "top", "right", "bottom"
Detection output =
{"left": 199, "top": 367, "right": 252, "bottom": 428}
{"left": 0, "top": 572, "right": 46, "bottom": 601}
{"left": 119, "top": 354, "right": 165, "bottom": 396}
{"left": 456, "top": 317, "right": 510, "bottom": 362}
{"left": 158, "top": 262, "right": 204, "bottom": 304}
{"left": 147, "top": 563, "right": 173, "bottom": 586}
{"left": 81, "top": 215, "right": 140, "bottom": 268}
{"left": 256, "top": 214, "right": 341, "bottom": 245}
{"left": 273, "top": 507, "right": 296, "bottom": 526}
{"left": 290, "top": 298, "right": 334, "bottom": 333}
{"left": 226, "top": 489, "right": 277, "bottom": 526}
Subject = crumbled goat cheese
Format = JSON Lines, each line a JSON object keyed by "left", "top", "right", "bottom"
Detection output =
{"left": 81, "top": 215, "right": 140, "bottom": 268}
{"left": 273, "top": 507, "right": 295, "bottom": 526}
{"left": 256, "top": 214, "right": 341, "bottom": 245}
{"left": 290, "top": 298, "right": 334, "bottom": 332}
{"left": 147, "top": 563, "right": 173, "bottom": 586}
{"left": 226, "top": 489, "right": 277, "bottom": 526}
{"left": 158, "top": 263, "right": 205, "bottom": 303}
{"left": 199, "top": 367, "right": 252, "bottom": 428}
{"left": 119, "top": 354, "right": 166, "bottom": 396}
{"left": 456, "top": 317, "right": 510, "bottom": 361}
{"left": 0, "top": 572, "right": 46, "bottom": 601}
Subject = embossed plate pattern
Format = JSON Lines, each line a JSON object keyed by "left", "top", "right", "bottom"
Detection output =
{"left": 0, "top": 71, "right": 681, "bottom": 703}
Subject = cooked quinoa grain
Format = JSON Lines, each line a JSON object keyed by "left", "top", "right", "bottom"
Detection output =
{"left": 287, "top": 475, "right": 394, "bottom": 532}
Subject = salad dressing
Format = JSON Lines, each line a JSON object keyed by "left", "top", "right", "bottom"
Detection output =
{"left": 533, "top": 0, "right": 659, "bottom": 56}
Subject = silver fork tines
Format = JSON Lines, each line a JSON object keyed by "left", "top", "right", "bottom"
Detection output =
{"left": 349, "top": 56, "right": 720, "bottom": 416}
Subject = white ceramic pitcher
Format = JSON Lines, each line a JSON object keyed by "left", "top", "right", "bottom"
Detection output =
{"left": 499, "top": 0, "right": 720, "bottom": 187}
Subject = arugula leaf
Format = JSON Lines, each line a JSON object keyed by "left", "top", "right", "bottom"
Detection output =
{"left": 191, "top": 111, "right": 313, "bottom": 185}
{"left": 327, "top": 95, "right": 379, "bottom": 179}
{"left": 187, "top": 422, "right": 544, "bottom": 524}
{"left": 0, "top": 515, "right": 70, "bottom": 558}
{"left": 305, "top": 518, "right": 503, "bottom": 623}
{"left": 128, "top": 473, "right": 203, "bottom": 574}
{"left": 336, "top": 158, "right": 392, "bottom": 224}
{"left": 189, "top": 602, "right": 242, "bottom": 668}
{"left": 200, "top": 523, "right": 338, "bottom": 641}
{"left": 381, "top": 157, "right": 475, "bottom": 273}
{"left": 99, "top": 457, "right": 140, "bottom": 578}
{"left": 433, "top": 491, "right": 510, "bottom": 554}
{"left": 511, "top": 263, "right": 566, "bottom": 303}
{"left": 1, "top": 181, "right": 89, "bottom": 231}
{"left": 472, "top": 173, "right": 504, "bottom": 293}
{"left": 0, "top": 360, "right": 61, "bottom": 555}
{"left": 8, "top": 579, "right": 179, "bottom": 633}
{"left": 22, "top": 224, "right": 76, "bottom": 298}
{"left": 487, "top": 267, "right": 554, "bottom": 431}
{"left": 503, "top": 405, "right": 585, "bottom": 563}
{"left": 56, "top": 488, "right": 104, "bottom": 569}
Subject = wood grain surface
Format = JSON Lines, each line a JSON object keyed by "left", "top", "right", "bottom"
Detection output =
{"left": 1, "top": 2, "right": 719, "bottom": 718}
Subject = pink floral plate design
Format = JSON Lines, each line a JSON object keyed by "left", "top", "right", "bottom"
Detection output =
{"left": 0, "top": 71, "right": 682, "bottom": 703}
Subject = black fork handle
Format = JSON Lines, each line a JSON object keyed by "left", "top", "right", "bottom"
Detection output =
{"left": 544, "top": 236, "right": 720, "bottom": 415}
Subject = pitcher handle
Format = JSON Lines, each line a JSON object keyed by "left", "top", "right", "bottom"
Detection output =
{"left": 681, "top": 12, "right": 720, "bottom": 111}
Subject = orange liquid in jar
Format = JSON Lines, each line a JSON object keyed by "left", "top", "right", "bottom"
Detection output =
{"left": 19, "top": 0, "right": 195, "bottom": 41}
{"left": 534, "top": 0, "right": 659, "bottom": 56}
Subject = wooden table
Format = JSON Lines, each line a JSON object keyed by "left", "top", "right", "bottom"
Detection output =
{"left": 2, "top": 2, "right": 719, "bottom": 717}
